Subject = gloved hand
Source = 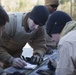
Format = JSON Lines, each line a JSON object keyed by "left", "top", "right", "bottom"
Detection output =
{"left": 48, "top": 60, "right": 56, "bottom": 71}
{"left": 30, "top": 53, "right": 43, "bottom": 65}
{"left": 11, "top": 58, "right": 27, "bottom": 68}
{"left": 36, "top": 69, "right": 52, "bottom": 75}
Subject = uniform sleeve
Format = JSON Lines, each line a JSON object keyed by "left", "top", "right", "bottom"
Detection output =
{"left": 28, "top": 27, "right": 47, "bottom": 57}
{"left": 0, "top": 14, "right": 16, "bottom": 63}
{"left": 55, "top": 42, "right": 76, "bottom": 75}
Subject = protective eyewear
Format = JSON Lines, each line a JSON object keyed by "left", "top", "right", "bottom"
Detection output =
{"left": 34, "top": 20, "right": 42, "bottom": 26}
{"left": 34, "top": 21, "right": 39, "bottom": 25}
{"left": 50, "top": 4, "right": 58, "bottom": 8}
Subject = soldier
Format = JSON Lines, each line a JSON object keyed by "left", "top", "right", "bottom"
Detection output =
{"left": 44, "top": 0, "right": 59, "bottom": 54}
{"left": 45, "top": 0, "right": 59, "bottom": 14}
{"left": 0, "top": 5, "right": 49, "bottom": 68}
{"left": 55, "top": 21, "right": 76, "bottom": 75}
{"left": 0, "top": 5, "right": 9, "bottom": 75}
{"left": 36, "top": 11, "right": 72, "bottom": 75}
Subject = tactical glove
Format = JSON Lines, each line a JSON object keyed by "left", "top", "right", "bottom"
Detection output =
{"left": 30, "top": 53, "right": 43, "bottom": 65}
{"left": 36, "top": 69, "right": 53, "bottom": 75}
{"left": 48, "top": 60, "right": 56, "bottom": 71}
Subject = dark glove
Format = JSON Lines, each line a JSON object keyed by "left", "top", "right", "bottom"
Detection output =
{"left": 36, "top": 69, "right": 52, "bottom": 75}
{"left": 48, "top": 60, "right": 56, "bottom": 71}
{"left": 46, "top": 45, "right": 53, "bottom": 54}
{"left": 30, "top": 53, "right": 43, "bottom": 65}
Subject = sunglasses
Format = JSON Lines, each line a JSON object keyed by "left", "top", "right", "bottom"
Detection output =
{"left": 33, "top": 20, "right": 42, "bottom": 26}
{"left": 50, "top": 4, "right": 58, "bottom": 8}
{"left": 34, "top": 21, "right": 39, "bottom": 25}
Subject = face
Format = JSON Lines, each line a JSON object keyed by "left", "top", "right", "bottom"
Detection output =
{"left": 46, "top": 4, "right": 58, "bottom": 13}
{"left": 27, "top": 18, "right": 39, "bottom": 30}
{"left": 51, "top": 33, "right": 60, "bottom": 45}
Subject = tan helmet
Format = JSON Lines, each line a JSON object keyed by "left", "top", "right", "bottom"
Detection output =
{"left": 45, "top": 0, "right": 59, "bottom": 6}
